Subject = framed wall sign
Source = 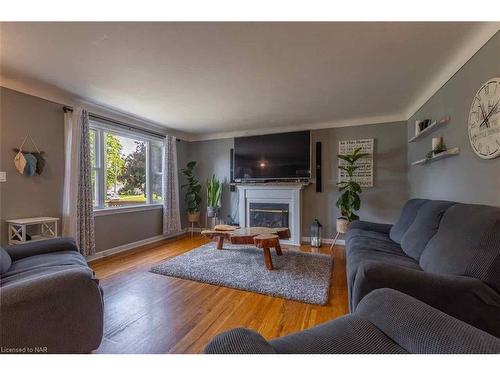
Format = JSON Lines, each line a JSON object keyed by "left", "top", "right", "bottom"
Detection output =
{"left": 338, "top": 138, "right": 374, "bottom": 187}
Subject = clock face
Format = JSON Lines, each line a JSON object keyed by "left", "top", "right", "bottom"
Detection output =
{"left": 468, "top": 77, "right": 500, "bottom": 159}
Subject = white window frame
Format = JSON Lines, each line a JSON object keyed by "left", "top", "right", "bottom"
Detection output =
{"left": 89, "top": 120, "right": 164, "bottom": 212}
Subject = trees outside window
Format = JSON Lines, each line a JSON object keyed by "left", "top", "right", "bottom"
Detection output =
{"left": 90, "top": 121, "right": 163, "bottom": 209}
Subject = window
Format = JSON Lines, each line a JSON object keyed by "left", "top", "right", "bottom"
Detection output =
{"left": 89, "top": 119, "right": 164, "bottom": 209}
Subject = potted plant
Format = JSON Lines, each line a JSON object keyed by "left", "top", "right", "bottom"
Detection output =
{"left": 181, "top": 161, "right": 202, "bottom": 223}
{"left": 206, "top": 174, "right": 223, "bottom": 218}
{"left": 336, "top": 147, "right": 369, "bottom": 233}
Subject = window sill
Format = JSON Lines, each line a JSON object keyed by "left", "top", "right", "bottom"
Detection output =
{"left": 93, "top": 203, "right": 163, "bottom": 217}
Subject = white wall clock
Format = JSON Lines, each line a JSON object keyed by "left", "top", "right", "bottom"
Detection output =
{"left": 468, "top": 77, "right": 500, "bottom": 159}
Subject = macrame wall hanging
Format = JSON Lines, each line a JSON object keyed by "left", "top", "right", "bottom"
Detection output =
{"left": 13, "top": 134, "right": 46, "bottom": 176}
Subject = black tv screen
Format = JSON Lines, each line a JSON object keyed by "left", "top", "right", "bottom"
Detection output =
{"left": 234, "top": 131, "right": 311, "bottom": 180}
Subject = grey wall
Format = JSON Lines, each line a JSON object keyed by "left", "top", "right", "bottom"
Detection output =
{"left": 94, "top": 208, "right": 163, "bottom": 252}
{"left": 185, "top": 121, "right": 409, "bottom": 238}
{"left": 179, "top": 138, "right": 237, "bottom": 229}
{"left": 0, "top": 88, "right": 65, "bottom": 245}
{"left": 407, "top": 31, "right": 500, "bottom": 206}
{"left": 304, "top": 122, "right": 408, "bottom": 237}
{"left": 0, "top": 87, "right": 168, "bottom": 250}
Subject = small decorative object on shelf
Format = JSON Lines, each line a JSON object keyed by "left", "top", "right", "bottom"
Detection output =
{"left": 310, "top": 219, "right": 322, "bottom": 248}
{"left": 416, "top": 119, "right": 432, "bottom": 134}
{"left": 425, "top": 136, "right": 447, "bottom": 160}
{"left": 412, "top": 147, "right": 460, "bottom": 166}
{"left": 409, "top": 116, "right": 451, "bottom": 143}
{"left": 6, "top": 217, "right": 59, "bottom": 245}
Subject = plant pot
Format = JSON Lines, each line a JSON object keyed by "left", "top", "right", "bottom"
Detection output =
{"left": 207, "top": 206, "right": 218, "bottom": 218}
{"left": 336, "top": 218, "right": 352, "bottom": 234}
{"left": 187, "top": 211, "right": 200, "bottom": 223}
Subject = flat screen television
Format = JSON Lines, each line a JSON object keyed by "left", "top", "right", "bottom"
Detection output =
{"left": 234, "top": 130, "right": 311, "bottom": 181}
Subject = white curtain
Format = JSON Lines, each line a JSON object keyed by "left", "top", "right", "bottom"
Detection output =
{"left": 163, "top": 135, "right": 181, "bottom": 235}
{"left": 62, "top": 109, "right": 79, "bottom": 239}
{"left": 62, "top": 108, "right": 95, "bottom": 256}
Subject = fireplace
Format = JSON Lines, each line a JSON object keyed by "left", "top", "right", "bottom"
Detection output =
{"left": 237, "top": 183, "right": 305, "bottom": 245}
{"left": 249, "top": 203, "right": 289, "bottom": 228}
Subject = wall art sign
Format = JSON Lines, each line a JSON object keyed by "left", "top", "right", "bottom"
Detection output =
{"left": 338, "top": 138, "right": 374, "bottom": 187}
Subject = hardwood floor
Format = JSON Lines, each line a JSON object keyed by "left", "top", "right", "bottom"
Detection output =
{"left": 90, "top": 234, "right": 348, "bottom": 354}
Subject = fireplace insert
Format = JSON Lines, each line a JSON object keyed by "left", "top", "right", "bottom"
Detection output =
{"left": 249, "top": 203, "right": 289, "bottom": 228}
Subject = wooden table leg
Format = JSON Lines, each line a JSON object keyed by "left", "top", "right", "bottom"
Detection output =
{"left": 216, "top": 235, "right": 224, "bottom": 250}
{"left": 263, "top": 248, "right": 274, "bottom": 270}
{"left": 275, "top": 241, "right": 283, "bottom": 256}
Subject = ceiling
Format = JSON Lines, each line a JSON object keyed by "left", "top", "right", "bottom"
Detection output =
{"left": 1, "top": 22, "right": 498, "bottom": 140}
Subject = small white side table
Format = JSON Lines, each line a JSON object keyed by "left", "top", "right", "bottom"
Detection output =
{"left": 6, "top": 217, "right": 60, "bottom": 245}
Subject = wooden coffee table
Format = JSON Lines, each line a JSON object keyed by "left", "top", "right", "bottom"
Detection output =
{"left": 201, "top": 226, "right": 290, "bottom": 270}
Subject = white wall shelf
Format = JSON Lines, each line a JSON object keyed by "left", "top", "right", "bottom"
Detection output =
{"left": 408, "top": 116, "right": 451, "bottom": 143}
{"left": 411, "top": 147, "right": 460, "bottom": 166}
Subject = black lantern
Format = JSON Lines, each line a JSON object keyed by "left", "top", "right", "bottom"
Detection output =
{"left": 310, "top": 219, "right": 322, "bottom": 247}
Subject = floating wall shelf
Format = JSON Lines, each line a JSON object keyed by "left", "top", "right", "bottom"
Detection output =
{"left": 409, "top": 116, "right": 451, "bottom": 143}
{"left": 411, "top": 147, "right": 460, "bottom": 166}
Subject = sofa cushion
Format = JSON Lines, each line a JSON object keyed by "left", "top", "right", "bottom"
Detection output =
{"left": 205, "top": 328, "right": 277, "bottom": 354}
{"left": 270, "top": 314, "right": 407, "bottom": 354}
{"left": 346, "top": 236, "right": 421, "bottom": 309}
{"left": 356, "top": 288, "right": 500, "bottom": 354}
{"left": 346, "top": 235, "right": 406, "bottom": 257}
{"left": 349, "top": 221, "right": 392, "bottom": 234}
{"left": 345, "top": 228, "right": 393, "bottom": 244}
{"left": 400, "top": 200, "right": 456, "bottom": 260}
{"left": 0, "top": 246, "right": 12, "bottom": 274}
{"left": 389, "top": 199, "right": 429, "bottom": 244}
{"left": 3, "top": 251, "right": 88, "bottom": 279}
{"left": 419, "top": 203, "right": 500, "bottom": 292}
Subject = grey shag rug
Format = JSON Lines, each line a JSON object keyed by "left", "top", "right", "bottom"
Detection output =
{"left": 150, "top": 242, "right": 333, "bottom": 305}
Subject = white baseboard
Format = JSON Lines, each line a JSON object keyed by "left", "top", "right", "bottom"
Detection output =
{"left": 185, "top": 229, "right": 346, "bottom": 246}
{"left": 86, "top": 229, "right": 187, "bottom": 262}
{"left": 301, "top": 236, "right": 345, "bottom": 246}
{"left": 86, "top": 229, "right": 344, "bottom": 263}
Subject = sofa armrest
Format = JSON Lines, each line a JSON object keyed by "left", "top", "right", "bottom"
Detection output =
{"left": 349, "top": 221, "right": 392, "bottom": 234}
{"left": 352, "top": 261, "right": 500, "bottom": 337}
{"left": 356, "top": 288, "right": 500, "bottom": 353}
{"left": 4, "top": 237, "right": 79, "bottom": 261}
{"left": 0, "top": 267, "right": 103, "bottom": 353}
{"left": 204, "top": 328, "right": 276, "bottom": 354}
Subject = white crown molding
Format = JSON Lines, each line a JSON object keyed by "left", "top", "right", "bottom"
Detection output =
{"left": 404, "top": 24, "right": 500, "bottom": 119}
{"left": 0, "top": 74, "right": 192, "bottom": 141}
{"left": 188, "top": 113, "right": 407, "bottom": 141}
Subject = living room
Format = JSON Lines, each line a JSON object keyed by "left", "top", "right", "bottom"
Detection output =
{"left": 1, "top": 1, "right": 500, "bottom": 373}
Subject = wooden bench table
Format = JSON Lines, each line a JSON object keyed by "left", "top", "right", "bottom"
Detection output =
{"left": 201, "top": 226, "right": 290, "bottom": 270}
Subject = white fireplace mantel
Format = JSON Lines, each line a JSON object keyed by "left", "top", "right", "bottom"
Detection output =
{"left": 236, "top": 183, "right": 307, "bottom": 245}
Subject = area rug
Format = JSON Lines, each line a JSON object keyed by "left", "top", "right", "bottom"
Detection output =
{"left": 150, "top": 242, "right": 333, "bottom": 305}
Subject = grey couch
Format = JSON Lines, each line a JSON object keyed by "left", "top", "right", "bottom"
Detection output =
{"left": 205, "top": 288, "right": 500, "bottom": 354}
{"left": 0, "top": 237, "right": 104, "bottom": 353}
{"left": 346, "top": 199, "right": 500, "bottom": 338}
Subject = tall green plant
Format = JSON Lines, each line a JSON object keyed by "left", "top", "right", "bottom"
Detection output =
{"left": 336, "top": 147, "right": 369, "bottom": 222}
{"left": 181, "top": 161, "right": 201, "bottom": 213}
{"left": 206, "top": 175, "right": 223, "bottom": 208}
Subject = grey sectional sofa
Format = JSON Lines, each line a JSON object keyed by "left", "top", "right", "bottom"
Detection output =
{"left": 0, "top": 238, "right": 104, "bottom": 353}
{"left": 205, "top": 288, "right": 500, "bottom": 354}
{"left": 346, "top": 199, "right": 500, "bottom": 338}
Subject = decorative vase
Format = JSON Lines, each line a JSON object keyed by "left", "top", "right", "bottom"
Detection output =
{"left": 187, "top": 211, "right": 200, "bottom": 223}
{"left": 207, "top": 206, "right": 217, "bottom": 218}
{"left": 336, "top": 218, "right": 351, "bottom": 234}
